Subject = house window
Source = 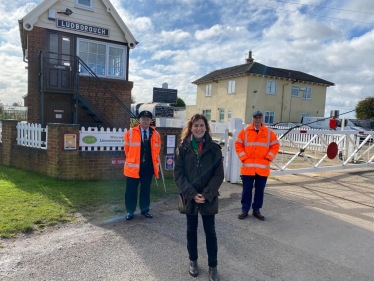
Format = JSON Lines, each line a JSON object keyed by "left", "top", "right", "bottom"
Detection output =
{"left": 264, "top": 111, "right": 275, "bottom": 124}
{"left": 302, "top": 87, "right": 312, "bottom": 99}
{"left": 219, "top": 108, "right": 225, "bottom": 122}
{"left": 202, "top": 109, "right": 211, "bottom": 121}
{"left": 77, "top": 38, "right": 127, "bottom": 78}
{"left": 266, "top": 81, "right": 276, "bottom": 95}
{"left": 227, "top": 110, "right": 232, "bottom": 120}
{"left": 75, "top": 0, "right": 93, "bottom": 10}
{"left": 291, "top": 85, "right": 299, "bottom": 97}
{"left": 227, "top": 80, "right": 235, "bottom": 94}
{"left": 205, "top": 84, "right": 212, "bottom": 96}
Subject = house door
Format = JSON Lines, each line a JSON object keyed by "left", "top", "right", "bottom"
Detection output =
{"left": 45, "top": 32, "right": 75, "bottom": 91}
{"left": 45, "top": 101, "right": 72, "bottom": 124}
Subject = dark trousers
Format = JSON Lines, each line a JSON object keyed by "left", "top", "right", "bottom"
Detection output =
{"left": 125, "top": 172, "right": 153, "bottom": 214}
{"left": 241, "top": 174, "right": 268, "bottom": 212}
{"left": 186, "top": 214, "right": 217, "bottom": 267}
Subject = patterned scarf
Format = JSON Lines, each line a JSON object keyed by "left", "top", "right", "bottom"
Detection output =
{"left": 191, "top": 135, "right": 203, "bottom": 159}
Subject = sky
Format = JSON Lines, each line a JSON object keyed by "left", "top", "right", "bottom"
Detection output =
{"left": 0, "top": 0, "right": 373, "bottom": 119}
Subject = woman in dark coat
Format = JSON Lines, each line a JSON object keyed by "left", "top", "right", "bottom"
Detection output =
{"left": 174, "top": 114, "right": 224, "bottom": 281}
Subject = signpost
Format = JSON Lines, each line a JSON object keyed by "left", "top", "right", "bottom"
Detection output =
{"left": 152, "top": 87, "right": 177, "bottom": 104}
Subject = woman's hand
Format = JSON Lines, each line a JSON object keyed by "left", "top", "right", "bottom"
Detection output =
{"left": 194, "top": 194, "right": 206, "bottom": 203}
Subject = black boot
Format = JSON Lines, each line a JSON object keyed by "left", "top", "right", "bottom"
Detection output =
{"left": 209, "top": 266, "right": 219, "bottom": 281}
{"left": 189, "top": 260, "right": 198, "bottom": 277}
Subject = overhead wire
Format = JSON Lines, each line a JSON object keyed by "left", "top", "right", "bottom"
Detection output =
{"left": 229, "top": 0, "right": 374, "bottom": 26}
{"left": 267, "top": 0, "right": 374, "bottom": 15}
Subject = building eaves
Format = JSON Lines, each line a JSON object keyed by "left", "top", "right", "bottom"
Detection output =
{"left": 192, "top": 62, "right": 334, "bottom": 87}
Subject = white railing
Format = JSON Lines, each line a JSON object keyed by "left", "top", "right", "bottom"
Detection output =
{"left": 16, "top": 122, "right": 48, "bottom": 148}
{"left": 79, "top": 127, "right": 127, "bottom": 151}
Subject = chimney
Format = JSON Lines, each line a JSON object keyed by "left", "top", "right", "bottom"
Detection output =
{"left": 246, "top": 50, "right": 254, "bottom": 64}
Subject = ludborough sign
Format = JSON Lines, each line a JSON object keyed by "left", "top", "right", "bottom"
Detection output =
{"left": 57, "top": 19, "right": 109, "bottom": 36}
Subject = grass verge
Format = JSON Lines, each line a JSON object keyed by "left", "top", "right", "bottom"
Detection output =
{"left": 0, "top": 165, "right": 178, "bottom": 239}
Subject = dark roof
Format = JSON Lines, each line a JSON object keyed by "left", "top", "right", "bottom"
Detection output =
{"left": 192, "top": 62, "right": 334, "bottom": 86}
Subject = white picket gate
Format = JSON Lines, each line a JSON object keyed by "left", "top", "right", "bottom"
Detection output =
{"left": 224, "top": 118, "right": 374, "bottom": 183}
{"left": 16, "top": 122, "right": 48, "bottom": 148}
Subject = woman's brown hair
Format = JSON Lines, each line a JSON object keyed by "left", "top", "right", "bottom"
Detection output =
{"left": 181, "top": 114, "right": 212, "bottom": 140}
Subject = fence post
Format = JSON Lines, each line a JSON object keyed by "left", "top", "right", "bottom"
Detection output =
{"left": 229, "top": 118, "right": 243, "bottom": 184}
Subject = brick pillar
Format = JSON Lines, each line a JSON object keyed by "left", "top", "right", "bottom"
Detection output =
{"left": 46, "top": 123, "right": 80, "bottom": 179}
{"left": 0, "top": 119, "right": 19, "bottom": 166}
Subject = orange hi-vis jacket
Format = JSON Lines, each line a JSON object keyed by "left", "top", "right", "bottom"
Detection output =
{"left": 123, "top": 125, "right": 161, "bottom": 179}
{"left": 235, "top": 123, "right": 280, "bottom": 177}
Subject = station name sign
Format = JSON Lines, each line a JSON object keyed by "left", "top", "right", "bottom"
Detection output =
{"left": 57, "top": 19, "right": 109, "bottom": 36}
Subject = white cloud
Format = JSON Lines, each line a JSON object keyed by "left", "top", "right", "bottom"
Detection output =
{"left": 160, "top": 29, "right": 190, "bottom": 43}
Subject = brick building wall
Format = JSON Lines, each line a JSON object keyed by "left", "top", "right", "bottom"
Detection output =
{"left": 24, "top": 27, "right": 133, "bottom": 129}
{"left": 77, "top": 77, "right": 133, "bottom": 129}
{"left": 25, "top": 26, "right": 45, "bottom": 123}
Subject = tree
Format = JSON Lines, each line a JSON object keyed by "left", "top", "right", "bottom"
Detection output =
{"left": 12, "top": 101, "right": 23, "bottom": 106}
{"left": 131, "top": 95, "right": 136, "bottom": 104}
{"left": 355, "top": 96, "right": 374, "bottom": 119}
{"left": 170, "top": 97, "right": 186, "bottom": 107}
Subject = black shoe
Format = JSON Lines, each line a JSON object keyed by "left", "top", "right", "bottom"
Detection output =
{"left": 141, "top": 212, "right": 153, "bottom": 218}
{"left": 238, "top": 211, "right": 248, "bottom": 219}
{"left": 189, "top": 260, "right": 198, "bottom": 277}
{"left": 126, "top": 213, "right": 134, "bottom": 220}
{"left": 252, "top": 210, "right": 265, "bottom": 221}
{"left": 209, "top": 266, "right": 219, "bottom": 281}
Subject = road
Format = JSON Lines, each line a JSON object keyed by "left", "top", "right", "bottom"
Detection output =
{"left": 1, "top": 168, "right": 374, "bottom": 281}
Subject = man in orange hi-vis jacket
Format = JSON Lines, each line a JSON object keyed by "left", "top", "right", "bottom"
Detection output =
{"left": 235, "top": 111, "right": 280, "bottom": 221}
{"left": 124, "top": 110, "right": 161, "bottom": 220}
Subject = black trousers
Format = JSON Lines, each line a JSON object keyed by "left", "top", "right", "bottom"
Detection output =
{"left": 125, "top": 169, "right": 153, "bottom": 214}
{"left": 186, "top": 214, "right": 217, "bottom": 267}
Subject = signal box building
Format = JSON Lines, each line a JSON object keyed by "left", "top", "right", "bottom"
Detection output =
{"left": 19, "top": 0, "right": 137, "bottom": 128}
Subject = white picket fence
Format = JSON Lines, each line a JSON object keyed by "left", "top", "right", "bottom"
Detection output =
{"left": 16, "top": 122, "right": 48, "bottom": 148}
{"left": 79, "top": 126, "right": 127, "bottom": 151}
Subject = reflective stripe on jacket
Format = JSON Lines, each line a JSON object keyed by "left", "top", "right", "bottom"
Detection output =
{"left": 235, "top": 123, "right": 280, "bottom": 177}
{"left": 123, "top": 125, "right": 161, "bottom": 178}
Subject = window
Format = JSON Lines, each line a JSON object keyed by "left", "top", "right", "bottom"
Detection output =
{"left": 302, "top": 87, "right": 312, "bottom": 99}
{"left": 205, "top": 84, "right": 212, "bottom": 96}
{"left": 202, "top": 109, "right": 211, "bottom": 121}
{"left": 77, "top": 38, "right": 127, "bottom": 78}
{"left": 266, "top": 80, "right": 276, "bottom": 95}
{"left": 219, "top": 108, "right": 225, "bottom": 122}
{"left": 291, "top": 85, "right": 299, "bottom": 97}
{"left": 264, "top": 111, "right": 275, "bottom": 124}
{"left": 301, "top": 113, "right": 310, "bottom": 118}
{"left": 227, "top": 110, "right": 232, "bottom": 120}
{"left": 75, "top": 0, "right": 93, "bottom": 10}
{"left": 227, "top": 80, "right": 235, "bottom": 94}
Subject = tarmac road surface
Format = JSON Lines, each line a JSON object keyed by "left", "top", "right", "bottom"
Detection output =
{"left": 1, "top": 167, "right": 374, "bottom": 281}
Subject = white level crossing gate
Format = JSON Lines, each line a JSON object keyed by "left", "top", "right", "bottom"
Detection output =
{"left": 222, "top": 118, "right": 374, "bottom": 184}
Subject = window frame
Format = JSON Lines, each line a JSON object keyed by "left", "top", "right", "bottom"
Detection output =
{"left": 301, "top": 113, "right": 310, "bottom": 118}
{"left": 75, "top": 0, "right": 94, "bottom": 11}
{"left": 302, "top": 87, "right": 312, "bottom": 100}
{"left": 264, "top": 111, "right": 275, "bottom": 125}
{"left": 219, "top": 108, "right": 225, "bottom": 122}
{"left": 205, "top": 84, "right": 212, "bottom": 97}
{"left": 291, "top": 85, "right": 299, "bottom": 97}
{"left": 227, "top": 80, "right": 235, "bottom": 94}
{"left": 227, "top": 109, "right": 232, "bottom": 120}
{"left": 77, "top": 38, "right": 127, "bottom": 79}
{"left": 266, "top": 80, "right": 276, "bottom": 95}
{"left": 202, "top": 109, "right": 211, "bottom": 121}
